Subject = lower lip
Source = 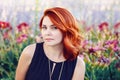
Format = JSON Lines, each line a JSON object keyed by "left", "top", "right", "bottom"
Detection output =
{"left": 45, "top": 39, "right": 53, "bottom": 42}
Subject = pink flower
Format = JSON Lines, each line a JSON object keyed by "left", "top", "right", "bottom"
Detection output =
{"left": 104, "top": 40, "right": 120, "bottom": 52}
{"left": 16, "top": 36, "right": 23, "bottom": 43}
{"left": 115, "top": 61, "right": 120, "bottom": 69}
{"left": 87, "top": 44, "right": 105, "bottom": 54}
{"left": 21, "top": 34, "right": 28, "bottom": 40}
{"left": 113, "top": 46, "right": 120, "bottom": 52}
{"left": 98, "top": 22, "right": 109, "bottom": 31}
{"left": 98, "top": 56, "right": 110, "bottom": 64}
{"left": 16, "top": 34, "right": 28, "bottom": 43}
{"left": 0, "top": 21, "right": 12, "bottom": 29}
{"left": 114, "top": 22, "right": 120, "bottom": 30}
{"left": 105, "top": 40, "right": 118, "bottom": 46}
{"left": 81, "top": 40, "right": 89, "bottom": 48}
{"left": 17, "top": 22, "right": 29, "bottom": 32}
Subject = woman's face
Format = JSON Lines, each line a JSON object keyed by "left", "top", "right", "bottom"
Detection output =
{"left": 41, "top": 16, "right": 63, "bottom": 46}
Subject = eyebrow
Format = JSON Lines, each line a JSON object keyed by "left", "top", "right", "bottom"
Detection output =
{"left": 42, "top": 24, "right": 55, "bottom": 27}
{"left": 50, "top": 25, "right": 56, "bottom": 27}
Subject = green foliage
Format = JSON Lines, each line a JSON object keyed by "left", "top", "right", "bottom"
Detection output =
{"left": 85, "top": 61, "right": 120, "bottom": 80}
{"left": 0, "top": 37, "right": 35, "bottom": 80}
{"left": 82, "top": 27, "right": 120, "bottom": 80}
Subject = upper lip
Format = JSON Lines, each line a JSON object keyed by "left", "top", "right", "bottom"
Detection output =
{"left": 45, "top": 38, "right": 54, "bottom": 40}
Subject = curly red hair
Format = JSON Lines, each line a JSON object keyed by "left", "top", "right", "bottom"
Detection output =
{"left": 39, "top": 7, "right": 82, "bottom": 60}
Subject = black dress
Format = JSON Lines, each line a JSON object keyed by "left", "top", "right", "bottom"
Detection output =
{"left": 25, "top": 42, "right": 77, "bottom": 80}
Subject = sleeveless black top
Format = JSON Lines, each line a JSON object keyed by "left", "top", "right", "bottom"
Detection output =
{"left": 25, "top": 42, "right": 77, "bottom": 80}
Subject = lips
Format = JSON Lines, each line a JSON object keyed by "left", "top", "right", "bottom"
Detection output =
{"left": 45, "top": 38, "right": 54, "bottom": 41}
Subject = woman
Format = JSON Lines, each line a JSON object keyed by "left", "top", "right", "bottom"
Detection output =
{"left": 15, "top": 7, "right": 85, "bottom": 80}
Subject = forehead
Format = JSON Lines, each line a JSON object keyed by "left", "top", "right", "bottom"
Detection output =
{"left": 42, "top": 16, "right": 53, "bottom": 25}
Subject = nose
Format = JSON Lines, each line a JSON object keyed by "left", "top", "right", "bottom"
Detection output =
{"left": 45, "top": 29, "right": 52, "bottom": 36}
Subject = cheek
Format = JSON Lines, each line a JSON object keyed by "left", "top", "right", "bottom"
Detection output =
{"left": 41, "top": 30, "right": 44, "bottom": 35}
{"left": 55, "top": 32, "right": 63, "bottom": 40}
{"left": 41, "top": 32, "right": 44, "bottom": 38}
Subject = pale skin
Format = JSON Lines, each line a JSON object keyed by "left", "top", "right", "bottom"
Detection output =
{"left": 15, "top": 16, "right": 85, "bottom": 80}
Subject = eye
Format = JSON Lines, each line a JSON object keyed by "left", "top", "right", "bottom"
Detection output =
{"left": 51, "top": 26, "right": 58, "bottom": 30}
{"left": 41, "top": 25, "right": 47, "bottom": 30}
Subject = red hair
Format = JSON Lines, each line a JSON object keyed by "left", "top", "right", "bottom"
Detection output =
{"left": 39, "top": 7, "right": 82, "bottom": 60}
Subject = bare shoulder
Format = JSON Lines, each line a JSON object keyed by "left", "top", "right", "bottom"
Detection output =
{"left": 22, "top": 43, "right": 36, "bottom": 57}
{"left": 72, "top": 56, "right": 86, "bottom": 80}
{"left": 19, "top": 43, "right": 37, "bottom": 63}
{"left": 15, "top": 43, "right": 36, "bottom": 80}
{"left": 76, "top": 56, "right": 85, "bottom": 68}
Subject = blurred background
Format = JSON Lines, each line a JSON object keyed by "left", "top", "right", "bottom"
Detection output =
{"left": 0, "top": 0, "right": 120, "bottom": 31}
{"left": 0, "top": 0, "right": 120, "bottom": 80}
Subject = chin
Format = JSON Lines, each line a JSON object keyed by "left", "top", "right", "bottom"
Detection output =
{"left": 44, "top": 42, "right": 62, "bottom": 46}
{"left": 44, "top": 42, "right": 55, "bottom": 45}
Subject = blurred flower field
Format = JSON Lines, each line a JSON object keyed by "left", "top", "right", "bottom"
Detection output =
{"left": 0, "top": 21, "right": 120, "bottom": 80}
{"left": 79, "top": 21, "right": 120, "bottom": 80}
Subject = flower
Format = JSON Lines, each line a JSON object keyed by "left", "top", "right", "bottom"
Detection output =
{"left": 115, "top": 61, "right": 120, "bottom": 71}
{"left": 17, "top": 22, "right": 29, "bottom": 32}
{"left": 114, "top": 22, "right": 120, "bottom": 30}
{"left": 104, "top": 40, "right": 119, "bottom": 52}
{"left": 98, "top": 22, "right": 109, "bottom": 31}
{"left": 16, "top": 34, "right": 28, "bottom": 43}
{"left": 0, "top": 21, "right": 12, "bottom": 29}
{"left": 98, "top": 56, "right": 110, "bottom": 64}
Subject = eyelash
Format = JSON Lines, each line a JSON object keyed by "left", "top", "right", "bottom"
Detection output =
{"left": 52, "top": 26, "right": 58, "bottom": 29}
{"left": 41, "top": 26, "right": 58, "bottom": 30}
{"left": 41, "top": 26, "right": 47, "bottom": 29}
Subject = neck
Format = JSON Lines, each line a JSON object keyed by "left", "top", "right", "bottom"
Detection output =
{"left": 44, "top": 43, "right": 65, "bottom": 62}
